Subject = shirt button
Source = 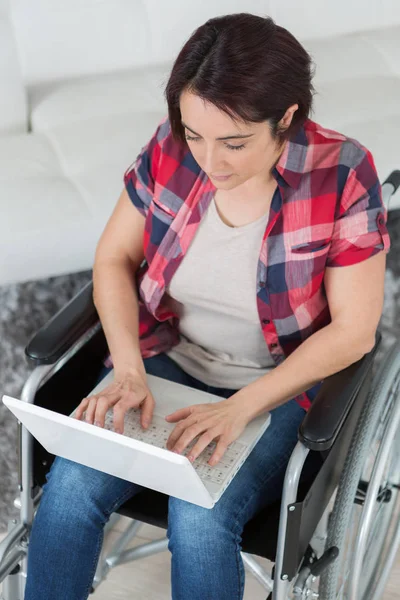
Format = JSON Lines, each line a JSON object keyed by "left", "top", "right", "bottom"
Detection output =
{"left": 259, "top": 281, "right": 266, "bottom": 287}
{"left": 262, "top": 319, "right": 270, "bottom": 324}
{"left": 377, "top": 213, "right": 385, "bottom": 226}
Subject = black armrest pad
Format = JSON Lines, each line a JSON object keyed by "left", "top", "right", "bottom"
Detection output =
{"left": 25, "top": 281, "right": 99, "bottom": 366}
{"left": 299, "top": 330, "right": 382, "bottom": 451}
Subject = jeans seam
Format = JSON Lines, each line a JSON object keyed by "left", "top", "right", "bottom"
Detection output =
{"left": 83, "top": 530, "right": 103, "bottom": 600}
{"left": 224, "top": 487, "right": 260, "bottom": 600}
{"left": 235, "top": 534, "right": 245, "bottom": 600}
{"left": 232, "top": 448, "right": 295, "bottom": 533}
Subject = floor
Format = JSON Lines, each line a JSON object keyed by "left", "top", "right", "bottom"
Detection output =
{"left": 0, "top": 517, "right": 399, "bottom": 599}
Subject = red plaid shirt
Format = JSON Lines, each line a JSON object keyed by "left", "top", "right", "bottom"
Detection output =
{"left": 106, "top": 115, "right": 391, "bottom": 411}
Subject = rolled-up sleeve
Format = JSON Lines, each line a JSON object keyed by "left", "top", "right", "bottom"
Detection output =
{"left": 326, "top": 149, "right": 391, "bottom": 267}
{"left": 123, "top": 118, "right": 165, "bottom": 218}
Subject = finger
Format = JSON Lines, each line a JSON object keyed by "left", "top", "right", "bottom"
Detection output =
{"left": 75, "top": 398, "right": 90, "bottom": 420}
{"left": 140, "top": 392, "right": 155, "bottom": 429}
{"left": 166, "top": 416, "right": 197, "bottom": 450}
{"left": 169, "top": 422, "right": 208, "bottom": 455}
{"left": 165, "top": 407, "right": 193, "bottom": 422}
{"left": 208, "top": 438, "right": 229, "bottom": 466}
{"left": 84, "top": 396, "right": 99, "bottom": 425}
{"left": 166, "top": 408, "right": 212, "bottom": 450}
{"left": 94, "top": 391, "right": 120, "bottom": 427}
{"left": 112, "top": 398, "right": 138, "bottom": 434}
{"left": 186, "top": 430, "right": 216, "bottom": 463}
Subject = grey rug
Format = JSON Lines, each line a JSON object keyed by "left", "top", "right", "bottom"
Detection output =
{"left": 1, "top": 211, "right": 400, "bottom": 533}
{"left": 0, "top": 271, "right": 92, "bottom": 532}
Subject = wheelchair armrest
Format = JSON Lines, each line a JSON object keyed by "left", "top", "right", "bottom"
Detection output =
{"left": 25, "top": 280, "right": 99, "bottom": 367}
{"left": 298, "top": 330, "right": 382, "bottom": 451}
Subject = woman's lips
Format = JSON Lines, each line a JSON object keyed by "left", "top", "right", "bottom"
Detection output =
{"left": 212, "top": 174, "right": 233, "bottom": 181}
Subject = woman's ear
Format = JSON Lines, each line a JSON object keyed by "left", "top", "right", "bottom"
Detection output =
{"left": 278, "top": 103, "right": 299, "bottom": 130}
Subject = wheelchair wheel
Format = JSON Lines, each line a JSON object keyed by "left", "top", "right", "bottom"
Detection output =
{"left": 318, "top": 338, "right": 400, "bottom": 600}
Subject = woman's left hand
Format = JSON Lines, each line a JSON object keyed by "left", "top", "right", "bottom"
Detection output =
{"left": 165, "top": 393, "right": 252, "bottom": 466}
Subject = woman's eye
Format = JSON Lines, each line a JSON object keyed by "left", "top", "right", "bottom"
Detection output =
{"left": 185, "top": 135, "right": 199, "bottom": 142}
{"left": 226, "top": 143, "right": 245, "bottom": 151}
{"left": 185, "top": 135, "right": 245, "bottom": 151}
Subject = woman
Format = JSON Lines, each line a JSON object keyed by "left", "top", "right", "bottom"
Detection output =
{"left": 24, "top": 12, "right": 390, "bottom": 600}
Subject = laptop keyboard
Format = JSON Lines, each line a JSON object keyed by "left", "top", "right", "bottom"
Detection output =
{"left": 97, "top": 407, "right": 248, "bottom": 487}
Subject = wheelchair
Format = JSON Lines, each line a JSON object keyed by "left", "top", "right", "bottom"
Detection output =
{"left": 1, "top": 172, "right": 400, "bottom": 600}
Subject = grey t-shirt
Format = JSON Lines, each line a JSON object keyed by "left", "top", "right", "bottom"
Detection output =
{"left": 165, "top": 196, "right": 276, "bottom": 389}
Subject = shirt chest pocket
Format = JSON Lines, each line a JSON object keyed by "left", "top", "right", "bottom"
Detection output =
{"left": 290, "top": 237, "right": 332, "bottom": 259}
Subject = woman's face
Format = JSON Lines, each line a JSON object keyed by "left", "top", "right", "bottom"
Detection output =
{"left": 179, "top": 89, "right": 298, "bottom": 192}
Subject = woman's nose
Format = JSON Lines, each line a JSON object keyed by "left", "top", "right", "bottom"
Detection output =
{"left": 201, "top": 147, "right": 226, "bottom": 174}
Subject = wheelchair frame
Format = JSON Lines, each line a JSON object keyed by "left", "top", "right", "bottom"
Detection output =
{"left": 1, "top": 173, "right": 399, "bottom": 600}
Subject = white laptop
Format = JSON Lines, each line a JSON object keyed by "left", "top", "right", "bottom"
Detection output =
{"left": 2, "top": 371, "right": 270, "bottom": 509}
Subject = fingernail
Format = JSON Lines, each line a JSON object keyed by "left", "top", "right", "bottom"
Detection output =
{"left": 94, "top": 421, "right": 101, "bottom": 427}
{"left": 143, "top": 420, "right": 149, "bottom": 428}
{"left": 188, "top": 455, "right": 194, "bottom": 463}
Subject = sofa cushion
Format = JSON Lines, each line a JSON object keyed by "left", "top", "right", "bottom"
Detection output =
{"left": 30, "top": 65, "right": 170, "bottom": 131}
{"left": 0, "top": 15, "right": 27, "bottom": 134}
{"left": 8, "top": 0, "right": 151, "bottom": 88}
{"left": 46, "top": 111, "right": 165, "bottom": 212}
{"left": 0, "top": 111, "right": 165, "bottom": 285}
{"left": 0, "top": 132, "right": 93, "bottom": 284}
{"left": 0, "top": 133, "right": 60, "bottom": 178}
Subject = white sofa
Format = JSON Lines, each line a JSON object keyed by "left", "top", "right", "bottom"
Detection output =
{"left": 1, "top": 0, "right": 400, "bottom": 286}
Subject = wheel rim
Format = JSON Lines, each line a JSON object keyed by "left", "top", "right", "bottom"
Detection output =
{"left": 348, "top": 380, "right": 400, "bottom": 599}
{"left": 360, "top": 448, "right": 400, "bottom": 597}
{"left": 296, "top": 401, "right": 400, "bottom": 600}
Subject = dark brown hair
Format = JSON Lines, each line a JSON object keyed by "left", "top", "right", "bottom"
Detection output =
{"left": 164, "top": 13, "right": 316, "bottom": 148}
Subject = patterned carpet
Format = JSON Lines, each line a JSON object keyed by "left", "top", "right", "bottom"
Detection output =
{"left": 0, "top": 210, "right": 399, "bottom": 532}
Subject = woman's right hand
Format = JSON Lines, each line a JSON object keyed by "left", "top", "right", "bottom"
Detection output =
{"left": 74, "top": 368, "right": 155, "bottom": 434}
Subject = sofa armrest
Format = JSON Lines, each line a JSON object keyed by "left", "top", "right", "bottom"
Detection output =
{"left": 25, "top": 281, "right": 99, "bottom": 366}
{"left": 298, "top": 330, "right": 382, "bottom": 451}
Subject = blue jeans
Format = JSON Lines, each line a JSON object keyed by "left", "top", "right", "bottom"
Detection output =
{"left": 24, "top": 353, "right": 320, "bottom": 600}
